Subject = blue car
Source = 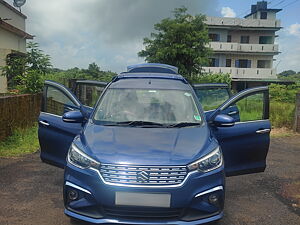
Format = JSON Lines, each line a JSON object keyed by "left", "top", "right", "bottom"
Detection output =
{"left": 38, "top": 63, "right": 271, "bottom": 225}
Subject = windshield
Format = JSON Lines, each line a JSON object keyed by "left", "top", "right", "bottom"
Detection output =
{"left": 93, "top": 88, "right": 202, "bottom": 125}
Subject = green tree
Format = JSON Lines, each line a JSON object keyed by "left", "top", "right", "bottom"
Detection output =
{"left": 1, "top": 42, "right": 52, "bottom": 93}
{"left": 17, "top": 70, "right": 44, "bottom": 94}
{"left": 26, "top": 42, "right": 51, "bottom": 75}
{"left": 1, "top": 52, "right": 27, "bottom": 87}
{"left": 279, "top": 70, "right": 296, "bottom": 76}
{"left": 86, "top": 62, "right": 101, "bottom": 79}
{"left": 138, "top": 6, "right": 211, "bottom": 80}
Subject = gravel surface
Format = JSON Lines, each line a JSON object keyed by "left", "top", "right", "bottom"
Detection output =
{"left": 0, "top": 137, "right": 299, "bottom": 225}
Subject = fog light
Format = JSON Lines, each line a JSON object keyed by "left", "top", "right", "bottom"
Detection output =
{"left": 68, "top": 190, "right": 78, "bottom": 201}
{"left": 208, "top": 194, "right": 219, "bottom": 205}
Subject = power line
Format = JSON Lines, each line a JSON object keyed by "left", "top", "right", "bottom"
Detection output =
{"left": 236, "top": 7, "right": 251, "bottom": 18}
{"left": 268, "top": 0, "right": 284, "bottom": 7}
{"left": 240, "top": 0, "right": 298, "bottom": 27}
{"left": 270, "top": 0, "right": 287, "bottom": 8}
{"left": 236, "top": 0, "right": 284, "bottom": 18}
{"left": 281, "top": 0, "right": 300, "bottom": 8}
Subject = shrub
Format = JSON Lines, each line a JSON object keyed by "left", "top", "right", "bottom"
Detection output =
{"left": 269, "top": 83, "right": 300, "bottom": 103}
{"left": 189, "top": 73, "right": 231, "bottom": 85}
{"left": 16, "top": 70, "right": 44, "bottom": 94}
{"left": 270, "top": 101, "right": 295, "bottom": 128}
{"left": 268, "top": 84, "right": 300, "bottom": 128}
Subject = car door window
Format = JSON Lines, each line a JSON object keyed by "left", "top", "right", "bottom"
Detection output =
{"left": 74, "top": 82, "right": 107, "bottom": 107}
{"left": 45, "top": 86, "right": 77, "bottom": 116}
{"left": 235, "top": 93, "right": 264, "bottom": 122}
{"left": 194, "top": 88, "right": 230, "bottom": 111}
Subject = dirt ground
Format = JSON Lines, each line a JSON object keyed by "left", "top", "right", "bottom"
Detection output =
{"left": 0, "top": 136, "right": 299, "bottom": 225}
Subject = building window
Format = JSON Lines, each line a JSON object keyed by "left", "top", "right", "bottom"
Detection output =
{"left": 240, "top": 36, "right": 250, "bottom": 44}
{"left": 257, "top": 60, "right": 271, "bottom": 68}
{"left": 235, "top": 59, "right": 251, "bottom": 68}
{"left": 259, "top": 36, "right": 273, "bottom": 44}
{"left": 209, "top": 33, "right": 220, "bottom": 42}
{"left": 260, "top": 12, "right": 267, "bottom": 19}
{"left": 226, "top": 59, "right": 232, "bottom": 67}
{"left": 209, "top": 58, "right": 219, "bottom": 67}
{"left": 227, "top": 35, "right": 232, "bottom": 43}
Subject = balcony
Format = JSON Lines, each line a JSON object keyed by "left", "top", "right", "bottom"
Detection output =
{"left": 205, "top": 16, "right": 281, "bottom": 29}
{"left": 202, "top": 67, "right": 277, "bottom": 79}
{"left": 208, "top": 42, "right": 279, "bottom": 54}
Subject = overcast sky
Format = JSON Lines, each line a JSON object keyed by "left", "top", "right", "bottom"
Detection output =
{"left": 8, "top": 0, "right": 300, "bottom": 73}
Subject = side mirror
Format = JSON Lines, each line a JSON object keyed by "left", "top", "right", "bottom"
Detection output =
{"left": 62, "top": 111, "right": 84, "bottom": 123}
{"left": 80, "top": 105, "right": 93, "bottom": 119}
{"left": 213, "top": 114, "right": 235, "bottom": 127}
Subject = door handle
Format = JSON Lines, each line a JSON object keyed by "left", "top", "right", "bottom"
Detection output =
{"left": 39, "top": 121, "right": 50, "bottom": 126}
{"left": 228, "top": 111, "right": 238, "bottom": 115}
{"left": 256, "top": 129, "right": 271, "bottom": 134}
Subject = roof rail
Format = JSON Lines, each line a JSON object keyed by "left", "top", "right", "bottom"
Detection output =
{"left": 112, "top": 73, "right": 188, "bottom": 84}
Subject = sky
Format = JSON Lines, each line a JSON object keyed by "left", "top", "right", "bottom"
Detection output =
{"left": 7, "top": 0, "right": 300, "bottom": 73}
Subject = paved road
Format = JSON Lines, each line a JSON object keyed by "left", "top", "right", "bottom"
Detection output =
{"left": 0, "top": 137, "right": 299, "bottom": 225}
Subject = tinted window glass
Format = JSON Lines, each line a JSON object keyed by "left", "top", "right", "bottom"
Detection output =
{"left": 226, "top": 59, "right": 232, "bottom": 67}
{"left": 235, "top": 93, "right": 264, "bottom": 122}
{"left": 45, "top": 86, "right": 76, "bottom": 116}
{"left": 241, "top": 36, "right": 250, "bottom": 44}
{"left": 227, "top": 35, "right": 232, "bottom": 43}
{"left": 209, "top": 58, "right": 219, "bottom": 67}
{"left": 209, "top": 33, "right": 220, "bottom": 42}
{"left": 75, "top": 84, "right": 105, "bottom": 107}
{"left": 195, "top": 88, "right": 230, "bottom": 111}
{"left": 259, "top": 36, "right": 273, "bottom": 44}
{"left": 260, "top": 12, "right": 267, "bottom": 19}
{"left": 94, "top": 89, "right": 201, "bottom": 124}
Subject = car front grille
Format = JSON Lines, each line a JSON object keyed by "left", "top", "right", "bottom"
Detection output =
{"left": 103, "top": 206, "right": 183, "bottom": 219}
{"left": 99, "top": 164, "right": 188, "bottom": 186}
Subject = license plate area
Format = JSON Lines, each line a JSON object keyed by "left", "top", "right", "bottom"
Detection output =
{"left": 115, "top": 192, "right": 171, "bottom": 208}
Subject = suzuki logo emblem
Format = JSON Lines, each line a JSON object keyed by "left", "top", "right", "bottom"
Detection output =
{"left": 137, "top": 170, "right": 150, "bottom": 183}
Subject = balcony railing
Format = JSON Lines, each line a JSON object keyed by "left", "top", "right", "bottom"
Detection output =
{"left": 208, "top": 42, "right": 279, "bottom": 54}
{"left": 205, "top": 16, "right": 281, "bottom": 28}
{"left": 202, "top": 67, "right": 277, "bottom": 79}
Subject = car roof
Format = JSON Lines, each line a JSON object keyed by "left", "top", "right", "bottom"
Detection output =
{"left": 113, "top": 72, "right": 188, "bottom": 84}
{"left": 127, "top": 63, "right": 179, "bottom": 74}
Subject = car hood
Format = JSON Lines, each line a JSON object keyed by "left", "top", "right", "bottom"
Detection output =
{"left": 79, "top": 123, "right": 212, "bottom": 166}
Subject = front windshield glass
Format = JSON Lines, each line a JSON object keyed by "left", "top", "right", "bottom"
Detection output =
{"left": 93, "top": 88, "right": 202, "bottom": 125}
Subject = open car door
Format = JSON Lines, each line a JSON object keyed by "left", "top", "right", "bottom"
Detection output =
{"left": 38, "top": 80, "right": 107, "bottom": 168}
{"left": 193, "top": 83, "right": 240, "bottom": 122}
{"left": 209, "top": 86, "right": 271, "bottom": 176}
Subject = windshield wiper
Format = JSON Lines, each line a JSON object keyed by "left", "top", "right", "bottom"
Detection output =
{"left": 168, "top": 122, "right": 201, "bottom": 128}
{"left": 103, "top": 121, "right": 165, "bottom": 127}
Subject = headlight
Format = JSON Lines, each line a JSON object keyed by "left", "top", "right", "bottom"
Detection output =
{"left": 67, "top": 144, "right": 100, "bottom": 169}
{"left": 187, "top": 147, "right": 223, "bottom": 173}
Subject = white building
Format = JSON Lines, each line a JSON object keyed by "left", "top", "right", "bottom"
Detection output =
{"left": 203, "top": 1, "right": 282, "bottom": 89}
{"left": 0, "top": 0, "right": 33, "bottom": 93}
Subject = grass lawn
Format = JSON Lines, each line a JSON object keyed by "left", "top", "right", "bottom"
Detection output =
{"left": 0, "top": 125, "right": 39, "bottom": 157}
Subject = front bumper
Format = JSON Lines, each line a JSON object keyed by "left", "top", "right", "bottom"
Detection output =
{"left": 64, "top": 163, "right": 225, "bottom": 225}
